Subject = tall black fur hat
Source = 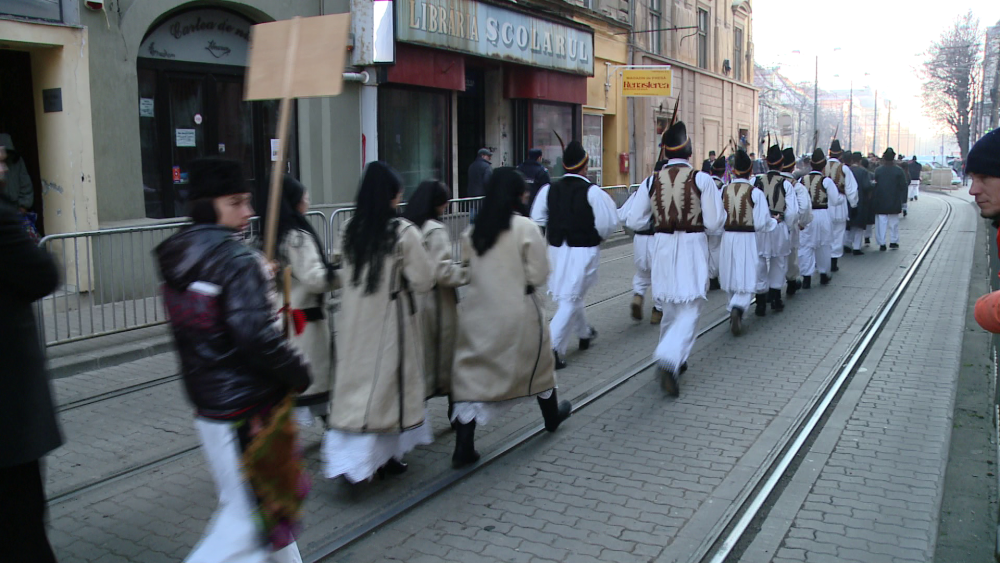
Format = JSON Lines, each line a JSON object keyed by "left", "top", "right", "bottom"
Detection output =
{"left": 712, "top": 155, "right": 727, "bottom": 175}
{"left": 661, "top": 121, "right": 691, "bottom": 155}
{"left": 810, "top": 148, "right": 827, "bottom": 167}
{"left": 187, "top": 158, "right": 246, "bottom": 200}
{"left": 829, "top": 139, "right": 844, "bottom": 158}
{"left": 733, "top": 150, "right": 753, "bottom": 176}
{"left": 563, "top": 140, "right": 589, "bottom": 174}
{"left": 966, "top": 129, "right": 1000, "bottom": 178}
{"left": 766, "top": 143, "right": 783, "bottom": 168}
{"left": 882, "top": 147, "right": 896, "bottom": 161}
{"left": 782, "top": 148, "right": 796, "bottom": 172}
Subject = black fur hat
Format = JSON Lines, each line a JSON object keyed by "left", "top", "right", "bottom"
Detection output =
{"left": 733, "top": 150, "right": 753, "bottom": 177}
{"left": 882, "top": 147, "right": 896, "bottom": 161}
{"left": 712, "top": 155, "right": 727, "bottom": 175}
{"left": 782, "top": 148, "right": 796, "bottom": 172}
{"left": 766, "top": 144, "right": 783, "bottom": 168}
{"left": 563, "top": 140, "right": 589, "bottom": 174}
{"left": 810, "top": 148, "right": 827, "bottom": 167}
{"left": 661, "top": 121, "right": 691, "bottom": 156}
{"left": 187, "top": 158, "right": 246, "bottom": 201}
{"left": 829, "top": 139, "right": 843, "bottom": 158}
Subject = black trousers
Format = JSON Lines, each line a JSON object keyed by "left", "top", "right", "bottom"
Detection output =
{"left": 0, "top": 459, "right": 57, "bottom": 563}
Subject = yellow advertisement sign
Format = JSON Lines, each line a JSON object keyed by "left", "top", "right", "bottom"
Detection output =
{"left": 622, "top": 69, "right": 672, "bottom": 97}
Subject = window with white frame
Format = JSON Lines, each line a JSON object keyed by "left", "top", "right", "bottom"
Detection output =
{"left": 649, "top": 0, "right": 662, "bottom": 55}
{"left": 734, "top": 27, "right": 744, "bottom": 81}
{"left": 697, "top": 8, "right": 709, "bottom": 70}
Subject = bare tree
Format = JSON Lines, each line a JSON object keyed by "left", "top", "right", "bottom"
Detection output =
{"left": 921, "top": 11, "right": 983, "bottom": 161}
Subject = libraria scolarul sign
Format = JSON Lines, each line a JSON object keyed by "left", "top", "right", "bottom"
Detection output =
{"left": 622, "top": 69, "right": 672, "bottom": 97}
{"left": 397, "top": 0, "right": 594, "bottom": 76}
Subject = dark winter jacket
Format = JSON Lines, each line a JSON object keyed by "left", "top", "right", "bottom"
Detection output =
{"left": 155, "top": 224, "right": 310, "bottom": 419}
{"left": 848, "top": 165, "right": 875, "bottom": 229}
{"left": 467, "top": 157, "right": 493, "bottom": 198}
{"left": 516, "top": 159, "right": 551, "bottom": 206}
{"left": 0, "top": 201, "right": 62, "bottom": 467}
{"left": 872, "top": 164, "right": 908, "bottom": 215}
{"left": 908, "top": 160, "right": 922, "bottom": 183}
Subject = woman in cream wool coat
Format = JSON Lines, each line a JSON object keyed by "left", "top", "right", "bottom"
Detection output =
{"left": 450, "top": 168, "right": 572, "bottom": 469}
{"left": 273, "top": 175, "right": 339, "bottom": 426}
{"left": 403, "top": 180, "right": 469, "bottom": 401}
{"left": 321, "top": 162, "right": 435, "bottom": 483}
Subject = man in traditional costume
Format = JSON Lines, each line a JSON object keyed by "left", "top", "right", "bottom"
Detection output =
{"left": 825, "top": 140, "right": 858, "bottom": 272}
{"left": 720, "top": 150, "right": 777, "bottom": 335}
{"left": 846, "top": 151, "right": 875, "bottom": 255}
{"left": 753, "top": 143, "right": 799, "bottom": 316}
{"left": 624, "top": 158, "right": 666, "bottom": 323}
{"left": 798, "top": 148, "right": 844, "bottom": 287}
{"left": 782, "top": 147, "right": 811, "bottom": 297}
{"left": 531, "top": 141, "right": 619, "bottom": 369}
{"left": 621, "top": 118, "right": 725, "bottom": 397}
{"left": 872, "top": 148, "right": 907, "bottom": 251}
{"left": 706, "top": 155, "right": 727, "bottom": 291}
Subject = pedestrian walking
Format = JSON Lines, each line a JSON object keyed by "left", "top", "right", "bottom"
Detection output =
{"left": 271, "top": 175, "right": 339, "bottom": 428}
{"left": 403, "top": 180, "right": 469, "bottom": 402}
{"left": 872, "top": 148, "right": 907, "bottom": 251}
{"left": 798, "top": 148, "right": 844, "bottom": 287}
{"left": 621, "top": 158, "right": 666, "bottom": 323}
{"left": 783, "top": 147, "right": 811, "bottom": 296}
{"left": 898, "top": 154, "right": 912, "bottom": 217}
{"left": 530, "top": 140, "right": 619, "bottom": 369}
{"left": 846, "top": 152, "right": 875, "bottom": 255}
{"left": 467, "top": 148, "right": 493, "bottom": 198}
{"left": 707, "top": 155, "right": 728, "bottom": 291}
{"left": 450, "top": 168, "right": 571, "bottom": 467}
{"left": 720, "top": 150, "right": 776, "bottom": 334}
{"left": 516, "top": 148, "right": 551, "bottom": 207}
{"left": 0, "top": 146, "right": 62, "bottom": 563}
{"left": 621, "top": 119, "right": 725, "bottom": 397}
{"left": 754, "top": 143, "right": 799, "bottom": 315}
{"left": 155, "top": 157, "right": 311, "bottom": 563}
{"left": 701, "top": 150, "right": 716, "bottom": 174}
{"left": 321, "top": 161, "right": 435, "bottom": 483}
{"left": 825, "top": 140, "right": 858, "bottom": 272}
{"left": 907, "top": 156, "right": 922, "bottom": 202}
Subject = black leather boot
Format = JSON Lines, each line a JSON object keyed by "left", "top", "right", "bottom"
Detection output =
{"left": 770, "top": 288, "right": 784, "bottom": 312}
{"left": 802, "top": 275, "right": 812, "bottom": 289}
{"left": 831, "top": 257, "right": 839, "bottom": 272}
{"left": 538, "top": 390, "right": 572, "bottom": 432}
{"left": 755, "top": 293, "right": 768, "bottom": 317}
{"left": 452, "top": 420, "right": 480, "bottom": 468}
{"left": 786, "top": 279, "right": 798, "bottom": 297}
{"left": 658, "top": 365, "right": 679, "bottom": 397}
{"left": 820, "top": 273, "right": 831, "bottom": 285}
{"left": 579, "top": 327, "right": 597, "bottom": 350}
{"left": 709, "top": 277, "right": 721, "bottom": 291}
{"left": 553, "top": 350, "right": 567, "bottom": 370}
{"left": 730, "top": 307, "right": 744, "bottom": 336}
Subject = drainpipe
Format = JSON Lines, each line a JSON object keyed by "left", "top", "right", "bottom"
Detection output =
{"left": 626, "top": 0, "right": 637, "bottom": 185}
{"left": 343, "top": 71, "right": 370, "bottom": 83}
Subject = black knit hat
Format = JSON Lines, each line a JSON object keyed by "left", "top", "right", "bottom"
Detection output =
{"left": 188, "top": 158, "right": 246, "bottom": 200}
{"left": 782, "top": 148, "right": 796, "bottom": 172}
{"left": 712, "top": 155, "right": 727, "bottom": 175}
{"left": 829, "top": 139, "right": 843, "bottom": 158}
{"left": 766, "top": 143, "right": 783, "bottom": 168}
{"left": 882, "top": 147, "right": 896, "bottom": 161}
{"left": 733, "top": 150, "right": 753, "bottom": 177}
{"left": 563, "top": 140, "right": 589, "bottom": 174}
{"left": 967, "top": 129, "right": 1000, "bottom": 178}
{"left": 810, "top": 148, "right": 827, "bottom": 167}
{"left": 661, "top": 121, "right": 690, "bottom": 155}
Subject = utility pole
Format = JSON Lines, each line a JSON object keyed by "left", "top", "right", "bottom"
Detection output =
{"left": 872, "top": 90, "right": 878, "bottom": 154}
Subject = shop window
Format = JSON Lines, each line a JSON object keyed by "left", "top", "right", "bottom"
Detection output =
{"left": 649, "top": 0, "right": 662, "bottom": 55}
{"left": 583, "top": 115, "right": 603, "bottom": 186}
{"left": 532, "top": 102, "right": 575, "bottom": 178}
{"left": 378, "top": 87, "right": 450, "bottom": 199}
{"left": 734, "top": 27, "right": 744, "bottom": 81}
{"left": 697, "top": 9, "right": 709, "bottom": 70}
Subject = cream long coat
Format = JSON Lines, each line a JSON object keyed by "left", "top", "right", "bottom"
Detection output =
{"left": 451, "top": 214, "right": 556, "bottom": 402}
{"left": 279, "top": 229, "right": 339, "bottom": 405}
{"left": 417, "top": 220, "right": 469, "bottom": 398}
{"left": 329, "top": 218, "right": 434, "bottom": 433}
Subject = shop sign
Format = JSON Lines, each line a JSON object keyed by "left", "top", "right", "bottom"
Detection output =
{"left": 622, "top": 69, "right": 672, "bottom": 97}
{"left": 397, "top": 0, "right": 594, "bottom": 76}
{"left": 138, "top": 9, "right": 252, "bottom": 67}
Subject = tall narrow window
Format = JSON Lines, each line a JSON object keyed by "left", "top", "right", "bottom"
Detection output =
{"left": 733, "top": 27, "right": 743, "bottom": 81}
{"left": 649, "top": 0, "right": 662, "bottom": 55}
{"left": 697, "top": 9, "right": 709, "bottom": 70}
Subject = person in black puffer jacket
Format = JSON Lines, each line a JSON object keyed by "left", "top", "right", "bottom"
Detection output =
{"left": 155, "top": 157, "right": 310, "bottom": 562}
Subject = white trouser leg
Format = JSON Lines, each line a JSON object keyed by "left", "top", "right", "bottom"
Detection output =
{"left": 755, "top": 256, "right": 769, "bottom": 294}
{"left": 655, "top": 300, "right": 702, "bottom": 371}
{"left": 888, "top": 214, "right": 900, "bottom": 243}
{"left": 798, "top": 246, "right": 816, "bottom": 277}
{"left": 768, "top": 255, "right": 787, "bottom": 289}
{"left": 865, "top": 225, "right": 872, "bottom": 238}
{"left": 707, "top": 234, "right": 722, "bottom": 279}
{"left": 849, "top": 227, "right": 864, "bottom": 250}
{"left": 186, "top": 419, "right": 302, "bottom": 563}
{"left": 815, "top": 241, "right": 832, "bottom": 275}
{"left": 830, "top": 222, "right": 846, "bottom": 258}
{"left": 786, "top": 234, "right": 800, "bottom": 280}
{"left": 632, "top": 270, "right": 651, "bottom": 297}
{"left": 632, "top": 236, "right": 651, "bottom": 296}
{"left": 728, "top": 292, "right": 752, "bottom": 312}
{"left": 875, "top": 215, "right": 888, "bottom": 246}
{"left": 549, "top": 299, "right": 577, "bottom": 355}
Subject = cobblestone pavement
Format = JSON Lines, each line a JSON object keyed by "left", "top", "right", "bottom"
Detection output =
{"left": 43, "top": 194, "right": 975, "bottom": 563}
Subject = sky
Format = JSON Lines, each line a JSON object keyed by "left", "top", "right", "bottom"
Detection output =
{"left": 753, "top": 0, "right": 1000, "bottom": 156}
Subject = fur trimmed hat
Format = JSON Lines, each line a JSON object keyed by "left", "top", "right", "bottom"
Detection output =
{"left": 187, "top": 158, "right": 247, "bottom": 201}
{"left": 661, "top": 121, "right": 691, "bottom": 155}
{"left": 811, "top": 148, "right": 827, "bottom": 167}
{"left": 782, "top": 148, "right": 796, "bottom": 172}
{"left": 712, "top": 155, "right": 727, "bottom": 175}
{"left": 829, "top": 139, "right": 844, "bottom": 158}
{"left": 563, "top": 140, "right": 589, "bottom": 174}
{"left": 733, "top": 150, "right": 753, "bottom": 177}
{"left": 766, "top": 143, "right": 783, "bottom": 168}
{"left": 966, "top": 129, "right": 1000, "bottom": 178}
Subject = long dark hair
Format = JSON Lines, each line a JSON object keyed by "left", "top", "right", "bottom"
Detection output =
{"left": 272, "top": 174, "right": 331, "bottom": 269}
{"left": 402, "top": 180, "right": 449, "bottom": 227}
{"left": 344, "top": 161, "right": 402, "bottom": 294}
{"left": 471, "top": 167, "right": 527, "bottom": 256}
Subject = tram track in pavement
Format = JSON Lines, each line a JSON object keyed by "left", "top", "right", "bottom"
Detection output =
{"left": 47, "top": 250, "right": 638, "bottom": 507}
{"left": 302, "top": 195, "right": 957, "bottom": 563}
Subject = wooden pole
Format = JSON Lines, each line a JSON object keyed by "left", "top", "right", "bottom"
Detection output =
{"left": 263, "top": 17, "right": 301, "bottom": 262}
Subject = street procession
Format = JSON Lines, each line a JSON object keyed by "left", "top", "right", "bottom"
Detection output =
{"left": 4, "top": 1, "right": 1000, "bottom": 562}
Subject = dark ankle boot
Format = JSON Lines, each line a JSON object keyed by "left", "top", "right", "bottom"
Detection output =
{"left": 709, "top": 277, "right": 721, "bottom": 291}
{"left": 831, "top": 257, "right": 839, "bottom": 272}
{"left": 786, "top": 279, "right": 798, "bottom": 297}
{"left": 755, "top": 293, "right": 768, "bottom": 317}
{"left": 452, "top": 420, "right": 480, "bottom": 468}
{"left": 553, "top": 350, "right": 567, "bottom": 370}
{"left": 538, "top": 390, "right": 571, "bottom": 432}
{"left": 802, "top": 275, "right": 812, "bottom": 289}
{"left": 820, "top": 273, "right": 831, "bottom": 285}
{"left": 770, "top": 288, "right": 784, "bottom": 312}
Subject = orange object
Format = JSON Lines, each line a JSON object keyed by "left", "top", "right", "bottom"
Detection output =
{"left": 974, "top": 291, "right": 1000, "bottom": 333}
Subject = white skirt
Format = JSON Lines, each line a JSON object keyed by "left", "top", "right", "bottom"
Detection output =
{"left": 800, "top": 209, "right": 832, "bottom": 250}
{"left": 451, "top": 389, "right": 554, "bottom": 426}
{"left": 756, "top": 222, "right": 791, "bottom": 258}
{"left": 321, "top": 418, "right": 433, "bottom": 483}
{"left": 547, "top": 244, "right": 600, "bottom": 301}
{"left": 719, "top": 231, "right": 759, "bottom": 295}
{"left": 650, "top": 232, "right": 710, "bottom": 304}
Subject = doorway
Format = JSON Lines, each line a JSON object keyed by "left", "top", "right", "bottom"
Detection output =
{"left": 0, "top": 49, "right": 43, "bottom": 231}
{"left": 456, "top": 68, "right": 485, "bottom": 198}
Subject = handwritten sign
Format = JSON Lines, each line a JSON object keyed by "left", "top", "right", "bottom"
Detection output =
{"left": 622, "top": 69, "right": 672, "bottom": 97}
